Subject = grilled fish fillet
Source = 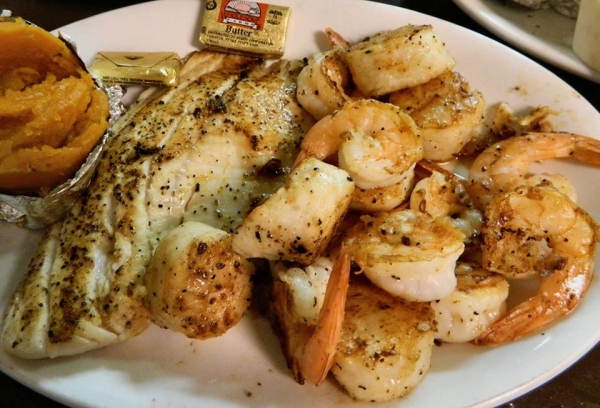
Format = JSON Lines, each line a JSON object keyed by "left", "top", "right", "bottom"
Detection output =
{"left": 1, "top": 50, "right": 314, "bottom": 359}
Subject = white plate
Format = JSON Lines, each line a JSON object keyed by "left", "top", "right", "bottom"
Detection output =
{"left": 452, "top": 0, "right": 600, "bottom": 84}
{"left": 1, "top": 0, "right": 600, "bottom": 407}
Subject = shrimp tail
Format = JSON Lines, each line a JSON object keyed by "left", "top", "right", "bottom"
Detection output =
{"left": 474, "top": 258, "right": 594, "bottom": 345}
{"left": 324, "top": 27, "right": 349, "bottom": 48}
{"left": 519, "top": 132, "right": 600, "bottom": 166}
{"left": 573, "top": 135, "right": 600, "bottom": 166}
{"left": 474, "top": 297, "right": 563, "bottom": 345}
{"left": 293, "top": 150, "right": 318, "bottom": 169}
{"left": 299, "top": 249, "right": 351, "bottom": 385}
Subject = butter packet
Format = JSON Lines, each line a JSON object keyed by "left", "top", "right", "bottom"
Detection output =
{"left": 200, "top": 0, "right": 291, "bottom": 58}
{"left": 90, "top": 52, "right": 181, "bottom": 86}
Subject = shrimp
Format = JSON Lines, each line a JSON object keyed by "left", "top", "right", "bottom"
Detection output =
{"left": 275, "top": 257, "right": 336, "bottom": 326}
{"left": 344, "top": 209, "right": 465, "bottom": 302}
{"left": 296, "top": 29, "right": 355, "bottom": 121}
{"left": 410, "top": 162, "right": 483, "bottom": 252}
{"left": 324, "top": 27, "right": 349, "bottom": 48}
{"left": 299, "top": 250, "right": 351, "bottom": 385}
{"left": 232, "top": 157, "right": 354, "bottom": 265}
{"left": 474, "top": 185, "right": 599, "bottom": 345}
{"left": 338, "top": 127, "right": 418, "bottom": 190}
{"left": 460, "top": 102, "right": 554, "bottom": 156}
{"left": 468, "top": 132, "right": 600, "bottom": 209}
{"left": 294, "top": 99, "right": 423, "bottom": 194}
{"left": 411, "top": 165, "right": 471, "bottom": 218}
{"left": 331, "top": 274, "right": 436, "bottom": 402}
{"left": 343, "top": 24, "right": 455, "bottom": 97}
{"left": 273, "top": 251, "right": 437, "bottom": 399}
{"left": 431, "top": 263, "right": 509, "bottom": 343}
{"left": 271, "top": 249, "right": 351, "bottom": 386}
{"left": 389, "top": 70, "right": 486, "bottom": 162}
{"left": 350, "top": 172, "right": 415, "bottom": 213}
{"left": 144, "top": 221, "right": 255, "bottom": 339}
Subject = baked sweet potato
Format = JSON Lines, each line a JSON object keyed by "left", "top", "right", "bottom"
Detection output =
{"left": 0, "top": 17, "right": 85, "bottom": 88}
{"left": 0, "top": 17, "right": 109, "bottom": 195}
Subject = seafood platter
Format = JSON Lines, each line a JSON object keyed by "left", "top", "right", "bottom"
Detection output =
{"left": 1, "top": 0, "right": 599, "bottom": 407}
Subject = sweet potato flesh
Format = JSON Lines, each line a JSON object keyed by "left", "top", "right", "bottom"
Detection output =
{"left": 0, "top": 18, "right": 109, "bottom": 195}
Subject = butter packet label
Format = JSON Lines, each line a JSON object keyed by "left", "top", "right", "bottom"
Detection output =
{"left": 200, "top": 0, "right": 291, "bottom": 58}
{"left": 89, "top": 52, "right": 181, "bottom": 86}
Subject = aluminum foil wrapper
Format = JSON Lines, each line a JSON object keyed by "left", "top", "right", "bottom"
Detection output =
{"left": 0, "top": 29, "right": 128, "bottom": 229}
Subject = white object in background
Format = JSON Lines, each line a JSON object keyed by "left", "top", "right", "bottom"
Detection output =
{"left": 573, "top": 0, "right": 600, "bottom": 71}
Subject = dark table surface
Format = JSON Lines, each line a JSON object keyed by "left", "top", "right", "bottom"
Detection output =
{"left": 1, "top": 0, "right": 599, "bottom": 407}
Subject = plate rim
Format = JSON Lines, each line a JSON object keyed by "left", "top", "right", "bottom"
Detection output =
{"left": 451, "top": 0, "right": 600, "bottom": 84}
